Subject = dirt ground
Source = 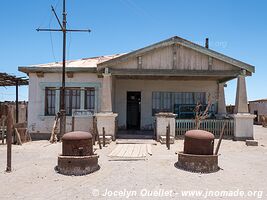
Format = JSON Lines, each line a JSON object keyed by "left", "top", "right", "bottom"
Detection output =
{"left": 0, "top": 125, "right": 267, "bottom": 200}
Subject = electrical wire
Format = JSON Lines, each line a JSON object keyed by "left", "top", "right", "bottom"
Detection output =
{"left": 48, "top": 0, "right": 61, "bottom": 63}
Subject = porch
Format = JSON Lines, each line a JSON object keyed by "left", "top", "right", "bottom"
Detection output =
{"left": 95, "top": 36, "right": 255, "bottom": 140}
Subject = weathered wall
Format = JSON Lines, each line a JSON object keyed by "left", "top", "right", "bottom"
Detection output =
{"left": 110, "top": 45, "right": 237, "bottom": 71}
{"left": 0, "top": 101, "right": 27, "bottom": 124}
{"left": 114, "top": 79, "right": 218, "bottom": 130}
{"left": 27, "top": 72, "right": 102, "bottom": 137}
{"left": 249, "top": 102, "right": 267, "bottom": 116}
{"left": 249, "top": 101, "right": 267, "bottom": 124}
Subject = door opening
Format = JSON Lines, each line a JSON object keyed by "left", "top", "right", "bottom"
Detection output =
{"left": 127, "top": 91, "right": 141, "bottom": 130}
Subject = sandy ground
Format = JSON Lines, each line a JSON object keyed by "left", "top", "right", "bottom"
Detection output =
{"left": 0, "top": 125, "right": 267, "bottom": 200}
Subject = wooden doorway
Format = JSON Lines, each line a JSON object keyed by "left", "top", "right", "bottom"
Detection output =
{"left": 127, "top": 91, "right": 141, "bottom": 130}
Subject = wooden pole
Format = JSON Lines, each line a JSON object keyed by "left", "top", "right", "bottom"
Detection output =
{"left": 6, "top": 105, "right": 13, "bottom": 172}
{"left": 215, "top": 123, "right": 226, "bottom": 155}
{"left": 92, "top": 116, "right": 96, "bottom": 145}
{"left": 166, "top": 123, "right": 170, "bottom": 150}
{"left": 102, "top": 127, "right": 106, "bottom": 147}
{"left": 71, "top": 116, "right": 75, "bottom": 131}
{"left": 96, "top": 124, "right": 102, "bottom": 149}
{"left": 1, "top": 116, "right": 5, "bottom": 144}
{"left": 15, "top": 80, "right": 19, "bottom": 123}
{"left": 36, "top": 0, "right": 91, "bottom": 139}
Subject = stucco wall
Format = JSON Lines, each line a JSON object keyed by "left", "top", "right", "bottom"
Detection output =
{"left": 114, "top": 79, "right": 218, "bottom": 130}
{"left": 27, "top": 72, "right": 102, "bottom": 136}
{"left": 27, "top": 71, "right": 219, "bottom": 136}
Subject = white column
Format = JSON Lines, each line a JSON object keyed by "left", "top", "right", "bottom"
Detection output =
{"left": 234, "top": 75, "right": 249, "bottom": 113}
{"left": 217, "top": 82, "right": 227, "bottom": 116}
{"left": 101, "top": 70, "right": 112, "bottom": 113}
{"left": 96, "top": 68, "right": 118, "bottom": 140}
{"left": 233, "top": 74, "right": 255, "bottom": 140}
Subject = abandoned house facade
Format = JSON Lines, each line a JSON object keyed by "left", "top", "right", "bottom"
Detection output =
{"left": 19, "top": 36, "right": 255, "bottom": 140}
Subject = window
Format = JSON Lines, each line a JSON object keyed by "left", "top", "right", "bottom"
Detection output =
{"left": 44, "top": 87, "right": 96, "bottom": 116}
{"left": 84, "top": 87, "right": 95, "bottom": 110}
{"left": 45, "top": 87, "right": 56, "bottom": 115}
{"left": 152, "top": 92, "right": 207, "bottom": 117}
{"left": 64, "top": 88, "right": 81, "bottom": 115}
{"left": 152, "top": 92, "right": 173, "bottom": 115}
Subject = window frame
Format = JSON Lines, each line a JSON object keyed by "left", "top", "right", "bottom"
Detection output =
{"left": 63, "top": 87, "right": 81, "bottom": 116}
{"left": 84, "top": 87, "right": 95, "bottom": 111}
{"left": 45, "top": 87, "right": 56, "bottom": 116}
{"left": 152, "top": 92, "right": 207, "bottom": 116}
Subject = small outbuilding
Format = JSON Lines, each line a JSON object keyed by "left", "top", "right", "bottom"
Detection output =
{"left": 249, "top": 99, "right": 267, "bottom": 125}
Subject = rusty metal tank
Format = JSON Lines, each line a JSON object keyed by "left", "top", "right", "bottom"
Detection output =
{"left": 184, "top": 130, "right": 214, "bottom": 155}
{"left": 62, "top": 131, "right": 93, "bottom": 156}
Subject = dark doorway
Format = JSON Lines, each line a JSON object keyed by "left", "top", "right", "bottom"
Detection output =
{"left": 254, "top": 110, "right": 258, "bottom": 124}
{"left": 127, "top": 91, "right": 141, "bottom": 130}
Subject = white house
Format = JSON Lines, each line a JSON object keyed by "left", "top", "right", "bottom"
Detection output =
{"left": 19, "top": 36, "right": 255, "bottom": 140}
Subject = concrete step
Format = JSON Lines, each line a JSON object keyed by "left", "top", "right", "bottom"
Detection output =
{"left": 246, "top": 140, "right": 258, "bottom": 146}
{"left": 116, "top": 139, "right": 157, "bottom": 145}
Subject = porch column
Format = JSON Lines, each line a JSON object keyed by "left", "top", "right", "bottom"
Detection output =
{"left": 233, "top": 75, "right": 255, "bottom": 140}
{"left": 95, "top": 68, "right": 118, "bottom": 141}
{"left": 101, "top": 69, "right": 112, "bottom": 113}
{"left": 234, "top": 75, "right": 248, "bottom": 113}
{"left": 217, "top": 82, "right": 227, "bottom": 117}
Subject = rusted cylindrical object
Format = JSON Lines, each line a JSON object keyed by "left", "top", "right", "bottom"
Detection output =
{"left": 57, "top": 131, "right": 99, "bottom": 175}
{"left": 62, "top": 131, "right": 93, "bottom": 156}
{"left": 176, "top": 152, "right": 219, "bottom": 173}
{"left": 184, "top": 130, "right": 214, "bottom": 155}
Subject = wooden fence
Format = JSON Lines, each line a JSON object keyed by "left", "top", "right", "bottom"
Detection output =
{"left": 176, "top": 119, "right": 234, "bottom": 137}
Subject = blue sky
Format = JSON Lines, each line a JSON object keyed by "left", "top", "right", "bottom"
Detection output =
{"left": 0, "top": 0, "right": 266, "bottom": 104}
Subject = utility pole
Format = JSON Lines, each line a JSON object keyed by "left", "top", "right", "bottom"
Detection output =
{"left": 37, "top": 0, "right": 91, "bottom": 139}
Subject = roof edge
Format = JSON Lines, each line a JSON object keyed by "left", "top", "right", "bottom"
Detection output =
{"left": 18, "top": 66, "right": 97, "bottom": 74}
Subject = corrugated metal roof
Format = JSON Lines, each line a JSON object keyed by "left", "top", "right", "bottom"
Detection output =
{"left": 249, "top": 99, "right": 267, "bottom": 103}
{"left": 31, "top": 54, "right": 124, "bottom": 68}
{"left": 18, "top": 54, "right": 125, "bottom": 74}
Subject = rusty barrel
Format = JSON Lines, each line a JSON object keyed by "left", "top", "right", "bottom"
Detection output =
{"left": 62, "top": 131, "right": 93, "bottom": 156}
{"left": 184, "top": 130, "right": 214, "bottom": 155}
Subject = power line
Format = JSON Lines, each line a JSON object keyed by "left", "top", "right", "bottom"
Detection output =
{"left": 36, "top": 0, "right": 91, "bottom": 138}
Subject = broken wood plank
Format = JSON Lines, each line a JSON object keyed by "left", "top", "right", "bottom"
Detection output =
{"left": 117, "top": 144, "right": 128, "bottom": 157}
{"left": 50, "top": 113, "right": 60, "bottom": 143}
{"left": 124, "top": 144, "right": 135, "bottom": 157}
{"left": 131, "top": 144, "right": 141, "bottom": 157}
{"left": 108, "top": 145, "right": 124, "bottom": 157}
{"left": 138, "top": 144, "right": 146, "bottom": 157}
{"left": 14, "top": 128, "right": 22, "bottom": 145}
